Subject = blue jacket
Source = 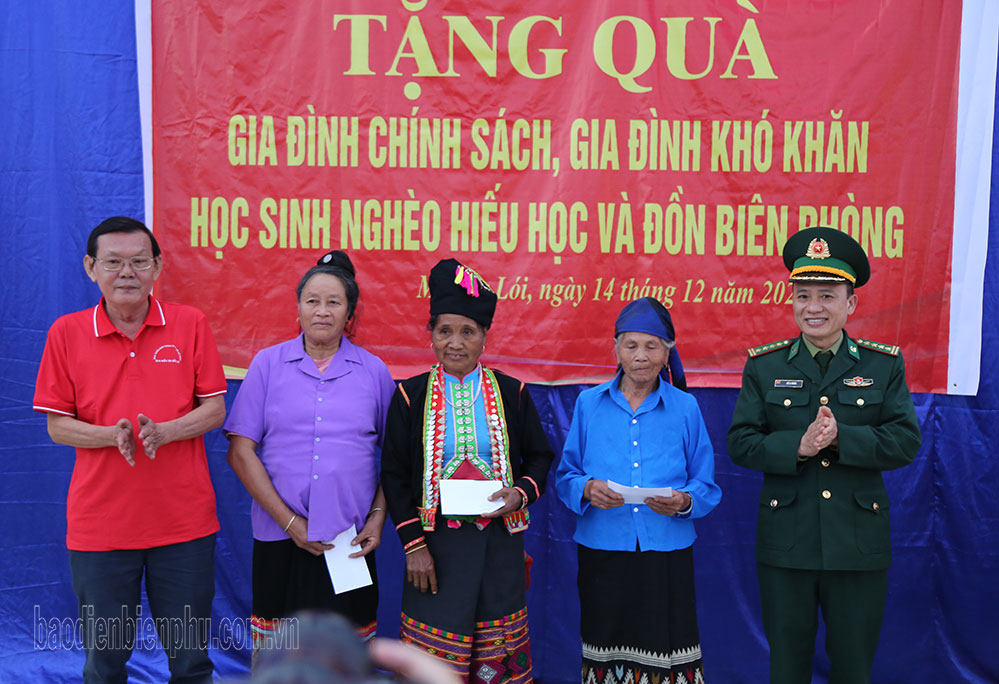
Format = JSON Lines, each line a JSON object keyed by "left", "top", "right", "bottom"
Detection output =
{"left": 555, "top": 373, "right": 721, "bottom": 552}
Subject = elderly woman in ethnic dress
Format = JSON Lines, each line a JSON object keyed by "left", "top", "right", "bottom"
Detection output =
{"left": 381, "top": 258, "right": 554, "bottom": 683}
{"left": 555, "top": 297, "right": 721, "bottom": 684}
{"left": 224, "top": 251, "right": 395, "bottom": 657}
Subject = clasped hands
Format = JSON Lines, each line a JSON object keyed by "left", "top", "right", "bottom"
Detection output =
{"left": 584, "top": 479, "right": 691, "bottom": 516}
{"left": 112, "top": 414, "right": 170, "bottom": 466}
{"left": 285, "top": 511, "right": 384, "bottom": 558}
{"left": 798, "top": 405, "right": 838, "bottom": 458}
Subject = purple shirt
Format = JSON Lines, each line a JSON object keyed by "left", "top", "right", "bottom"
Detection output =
{"left": 224, "top": 334, "right": 395, "bottom": 542}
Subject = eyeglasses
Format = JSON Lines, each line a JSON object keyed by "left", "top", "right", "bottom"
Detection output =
{"left": 93, "top": 256, "right": 157, "bottom": 272}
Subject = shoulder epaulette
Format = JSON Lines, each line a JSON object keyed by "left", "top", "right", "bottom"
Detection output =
{"left": 855, "top": 338, "right": 900, "bottom": 356}
{"left": 747, "top": 339, "right": 793, "bottom": 357}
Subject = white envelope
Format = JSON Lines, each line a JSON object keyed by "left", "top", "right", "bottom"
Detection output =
{"left": 323, "top": 524, "right": 373, "bottom": 595}
{"left": 607, "top": 480, "right": 673, "bottom": 504}
{"left": 440, "top": 479, "right": 504, "bottom": 516}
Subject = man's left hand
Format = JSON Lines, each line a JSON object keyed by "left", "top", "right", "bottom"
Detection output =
{"left": 137, "top": 413, "right": 172, "bottom": 459}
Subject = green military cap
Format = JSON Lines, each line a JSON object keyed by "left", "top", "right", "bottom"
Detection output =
{"left": 782, "top": 226, "right": 870, "bottom": 287}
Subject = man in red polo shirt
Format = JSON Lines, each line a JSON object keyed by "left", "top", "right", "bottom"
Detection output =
{"left": 33, "top": 216, "right": 226, "bottom": 683}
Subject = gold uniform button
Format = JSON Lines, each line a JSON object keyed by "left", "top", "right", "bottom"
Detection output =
{"left": 821, "top": 458, "right": 831, "bottom": 467}
{"left": 770, "top": 499, "right": 778, "bottom": 508}
{"left": 820, "top": 396, "right": 829, "bottom": 405}
{"left": 872, "top": 502, "right": 880, "bottom": 511}
{"left": 821, "top": 490, "right": 831, "bottom": 499}
{"left": 857, "top": 398, "right": 865, "bottom": 406}
{"left": 783, "top": 399, "right": 792, "bottom": 407}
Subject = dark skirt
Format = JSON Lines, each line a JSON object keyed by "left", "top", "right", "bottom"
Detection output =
{"left": 400, "top": 521, "right": 532, "bottom": 684}
{"left": 578, "top": 544, "right": 704, "bottom": 684}
{"left": 252, "top": 538, "right": 378, "bottom": 638}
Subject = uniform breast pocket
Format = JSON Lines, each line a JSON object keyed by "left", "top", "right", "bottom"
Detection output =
{"left": 837, "top": 389, "right": 884, "bottom": 422}
{"left": 853, "top": 489, "right": 890, "bottom": 554}
{"left": 757, "top": 488, "right": 798, "bottom": 551}
{"left": 764, "top": 389, "right": 809, "bottom": 425}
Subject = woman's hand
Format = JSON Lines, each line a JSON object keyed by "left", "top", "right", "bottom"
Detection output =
{"left": 583, "top": 479, "right": 625, "bottom": 509}
{"left": 287, "top": 515, "right": 333, "bottom": 556}
{"left": 646, "top": 490, "right": 691, "bottom": 516}
{"left": 406, "top": 546, "right": 438, "bottom": 594}
{"left": 349, "top": 510, "right": 385, "bottom": 558}
{"left": 481, "top": 486, "right": 524, "bottom": 518}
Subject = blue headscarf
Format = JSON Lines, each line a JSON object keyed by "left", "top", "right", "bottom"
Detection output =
{"left": 614, "top": 297, "right": 687, "bottom": 391}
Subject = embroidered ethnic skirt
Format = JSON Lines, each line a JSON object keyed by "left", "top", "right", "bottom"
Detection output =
{"left": 400, "top": 521, "right": 532, "bottom": 684}
{"left": 578, "top": 545, "right": 705, "bottom": 684}
{"left": 250, "top": 539, "right": 378, "bottom": 656}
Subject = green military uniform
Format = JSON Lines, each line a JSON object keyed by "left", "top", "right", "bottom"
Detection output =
{"left": 727, "top": 227, "right": 921, "bottom": 684}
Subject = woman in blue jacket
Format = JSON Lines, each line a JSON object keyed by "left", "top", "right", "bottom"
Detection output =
{"left": 556, "top": 297, "right": 721, "bottom": 684}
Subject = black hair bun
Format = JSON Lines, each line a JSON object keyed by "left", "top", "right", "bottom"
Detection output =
{"left": 317, "top": 250, "right": 355, "bottom": 277}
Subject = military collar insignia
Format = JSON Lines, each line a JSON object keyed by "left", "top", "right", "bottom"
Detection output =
{"left": 848, "top": 341, "right": 860, "bottom": 360}
{"left": 787, "top": 338, "right": 801, "bottom": 360}
{"left": 843, "top": 376, "right": 874, "bottom": 387}
{"left": 805, "top": 237, "right": 831, "bottom": 259}
{"left": 775, "top": 379, "right": 804, "bottom": 388}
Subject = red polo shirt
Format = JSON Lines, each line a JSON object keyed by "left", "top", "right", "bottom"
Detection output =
{"left": 33, "top": 297, "right": 226, "bottom": 551}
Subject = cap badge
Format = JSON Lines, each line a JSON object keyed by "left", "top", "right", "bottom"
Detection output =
{"left": 805, "top": 237, "right": 831, "bottom": 259}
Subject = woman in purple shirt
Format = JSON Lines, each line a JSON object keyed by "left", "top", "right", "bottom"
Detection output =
{"left": 224, "top": 251, "right": 395, "bottom": 660}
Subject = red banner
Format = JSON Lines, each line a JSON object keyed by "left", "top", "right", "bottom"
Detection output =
{"left": 153, "top": 0, "right": 960, "bottom": 391}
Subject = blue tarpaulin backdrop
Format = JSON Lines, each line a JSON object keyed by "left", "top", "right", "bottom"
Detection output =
{"left": 1, "top": 4, "right": 997, "bottom": 683}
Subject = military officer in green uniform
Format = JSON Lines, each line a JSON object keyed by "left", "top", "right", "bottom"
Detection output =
{"left": 727, "top": 226, "right": 921, "bottom": 684}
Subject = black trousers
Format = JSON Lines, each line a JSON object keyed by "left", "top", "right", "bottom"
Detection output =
{"left": 68, "top": 534, "right": 215, "bottom": 684}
